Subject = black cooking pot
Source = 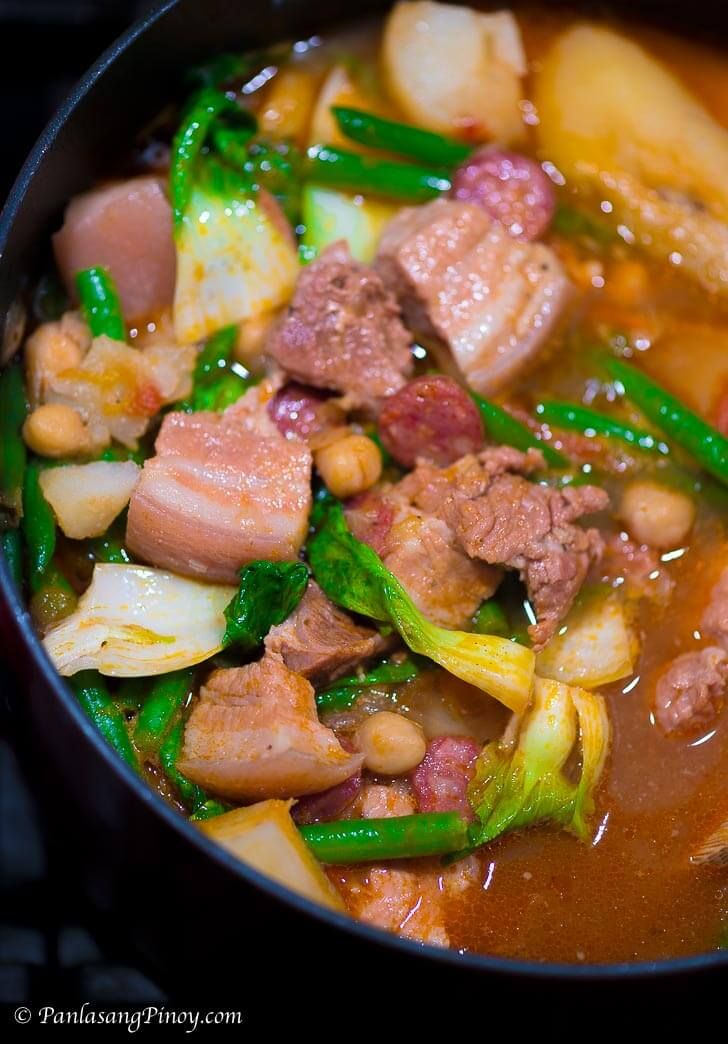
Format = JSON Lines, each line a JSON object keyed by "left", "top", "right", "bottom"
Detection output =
{"left": 1, "top": 0, "right": 726, "bottom": 1009}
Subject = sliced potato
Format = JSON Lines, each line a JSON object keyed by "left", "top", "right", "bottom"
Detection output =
{"left": 39, "top": 460, "right": 140, "bottom": 540}
{"left": 536, "top": 25, "right": 728, "bottom": 295}
{"left": 382, "top": 2, "right": 526, "bottom": 144}
{"left": 536, "top": 592, "right": 637, "bottom": 690}
{"left": 200, "top": 800, "right": 345, "bottom": 912}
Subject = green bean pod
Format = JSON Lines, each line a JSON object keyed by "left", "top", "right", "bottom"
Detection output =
{"left": 306, "top": 144, "right": 451, "bottom": 202}
{"left": 76, "top": 267, "right": 126, "bottom": 342}
{"left": 332, "top": 106, "right": 472, "bottom": 167}
{"left": 70, "top": 671, "right": 137, "bottom": 769}
{"left": 472, "top": 599, "right": 510, "bottom": 638}
{"left": 134, "top": 669, "right": 194, "bottom": 754}
{"left": 300, "top": 812, "right": 469, "bottom": 863}
{"left": 22, "top": 460, "right": 56, "bottom": 587}
{"left": 159, "top": 720, "right": 226, "bottom": 819}
{"left": 316, "top": 657, "right": 422, "bottom": 714}
{"left": 606, "top": 356, "right": 728, "bottom": 486}
{"left": 0, "top": 362, "right": 28, "bottom": 529}
{"left": 29, "top": 564, "right": 77, "bottom": 630}
{"left": 469, "top": 392, "right": 568, "bottom": 469}
{"left": 1, "top": 529, "right": 23, "bottom": 588}
{"left": 536, "top": 400, "right": 669, "bottom": 456}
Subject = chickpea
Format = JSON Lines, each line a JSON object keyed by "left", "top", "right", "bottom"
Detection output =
{"left": 618, "top": 479, "right": 696, "bottom": 550}
{"left": 23, "top": 403, "right": 90, "bottom": 458}
{"left": 24, "top": 314, "right": 89, "bottom": 406}
{"left": 353, "top": 711, "right": 426, "bottom": 776}
{"left": 314, "top": 433, "right": 382, "bottom": 499}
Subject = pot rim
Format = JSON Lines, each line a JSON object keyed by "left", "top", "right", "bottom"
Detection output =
{"left": 0, "top": 0, "right": 725, "bottom": 982}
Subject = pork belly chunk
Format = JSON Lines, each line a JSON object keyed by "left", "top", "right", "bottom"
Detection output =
{"left": 346, "top": 493, "right": 500, "bottom": 630}
{"left": 398, "top": 447, "right": 608, "bottom": 649}
{"left": 265, "top": 241, "right": 413, "bottom": 410}
{"left": 264, "top": 580, "right": 389, "bottom": 685}
{"left": 654, "top": 647, "right": 728, "bottom": 736}
{"left": 126, "top": 397, "right": 312, "bottom": 583}
{"left": 376, "top": 198, "right": 571, "bottom": 396}
{"left": 180, "top": 654, "right": 362, "bottom": 800}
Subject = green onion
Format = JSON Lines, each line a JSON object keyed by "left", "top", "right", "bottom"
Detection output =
{"left": 76, "top": 267, "right": 126, "bottom": 341}
{"left": 306, "top": 144, "right": 451, "bottom": 202}
{"left": 300, "top": 811, "right": 469, "bottom": 863}
{"left": 605, "top": 356, "right": 728, "bottom": 486}
{"left": 332, "top": 106, "right": 472, "bottom": 167}
{"left": 535, "top": 400, "right": 670, "bottom": 456}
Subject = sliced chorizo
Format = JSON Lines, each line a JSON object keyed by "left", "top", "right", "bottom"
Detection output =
{"left": 450, "top": 147, "right": 556, "bottom": 241}
{"left": 378, "top": 375, "right": 483, "bottom": 468}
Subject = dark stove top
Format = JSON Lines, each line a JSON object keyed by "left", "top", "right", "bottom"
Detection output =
{"left": 1, "top": 0, "right": 166, "bottom": 1008}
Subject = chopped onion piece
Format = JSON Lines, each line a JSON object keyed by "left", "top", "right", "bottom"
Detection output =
{"left": 536, "top": 592, "right": 637, "bottom": 690}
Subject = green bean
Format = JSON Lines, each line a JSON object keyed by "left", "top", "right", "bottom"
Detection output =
{"left": 76, "top": 267, "right": 126, "bottom": 342}
{"left": 469, "top": 391, "right": 568, "bottom": 469}
{"left": 87, "top": 533, "right": 131, "bottom": 564}
{"left": 134, "top": 669, "right": 194, "bottom": 753}
{"left": 300, "top": 811, "right": 469, "bottom": 863}
{"left": 29, "top": 564, "right": 77, "bottom": 630}
{"left": 1, "top": 529, "right": 23, "bottom": 588}
{"left": 159, "top": 720, "right": 226, "bottom": 819}
{"left": 0, "top": 362, "right": 28, "bottom": 529}
{"left": 113, "top": 677, "right": 147, "bottom": 714}
{"left": 552, "top": 204, "right": 616, "bottom": 244}
{"left": 178, "top": 325, "right": 250, "bottom": 413}
{"left": 22, "top": 460, "right": 56, "bottom": 587}
{"left": 536, "top": 400, "right": 670, "bottom": 456}
{"left": 306, "top": 145, "right": 451, "bottom": 202}
{"left": 332, "top": 106, "right": 472, "bottom": 167}
{"left": 472, "top": 599, "right": 510, "bottom": 638}
{"left": 606, "top": 356, "right": 728, "bottom": 486}
{"left": 70, "top": 671, "right": 137, "bottom": 769}
{"left": 98, "top": 443, "right": 147, "bottom": 465}
{"left": 316, "top": 657, "right": 422, "bottom": 714}
{"left": 171, "top": 88, "right": 240, "bottom": 224}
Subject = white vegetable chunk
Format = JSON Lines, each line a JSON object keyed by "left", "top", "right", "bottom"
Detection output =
{"left": 43, "top": 564, "right": 235, "bottom": 677}
{"left": 382, "top": 2, "right": 527, "bottom": 144}
{"left": 199, "top": 800, "right": 345, "bottom": 911}
{"left": 39, "top": 460, "right": 140, "bottom": 539}
{"left": 536, "top": 592, "right": 637, "bottom": 690}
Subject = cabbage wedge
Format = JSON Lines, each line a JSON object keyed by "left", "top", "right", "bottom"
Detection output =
{"left": 43, "top": 564, "right": 235, "bottom": 677}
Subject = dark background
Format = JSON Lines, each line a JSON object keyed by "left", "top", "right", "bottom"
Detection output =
{"left": 1, "top": 0, "right": 168, "bottom": 1006}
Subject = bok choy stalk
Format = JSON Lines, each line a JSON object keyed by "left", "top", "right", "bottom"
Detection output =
{"left": 468, "top": 677, "right": 610, "bottom": 847}
{"left": 171, "top": 90, "right": 299, "bottom": 345}
{"left": 308, "top": 498, "right": 534, "bottom": 714}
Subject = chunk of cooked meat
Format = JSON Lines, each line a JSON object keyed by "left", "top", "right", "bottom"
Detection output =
{"left": 376, "top": 198, "right": 571, "bottom": 396}
{"left": 332, "top": 783, "right": 449, "bottom": 946}
{"left": 264, "top": 580, "right": 389, "bottom": 685}
{"left": 180, "top": 654, "right": 363, "bottom": 800}
{"left": 701, "top": 565, "right": 728, "bottom": 648}
{"left": 53, "top": 176, "right": 176, "bottom": 323}
{"left": 410, "top": 736, "right": 480, "bottom": 818}
{"left": 398, "top": 446, "right": 608, "bottom": 648}
{"left": 126, "top": 393, "right": 312, "bottom": 583}
{"left": 265, "top": 241, "right": 412, "bottom": 410}
{"left": 346, "top": 493, "right": 501, "bottom": 630}
{"left": 654, "top": 647, "right": 728, "bottom": 736}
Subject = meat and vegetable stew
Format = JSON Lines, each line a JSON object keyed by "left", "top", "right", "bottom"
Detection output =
{"left": 1, "top": 2, "right": 727, "bottom": 964}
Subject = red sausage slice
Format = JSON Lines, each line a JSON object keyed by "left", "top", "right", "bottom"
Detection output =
{"left": 378, "top": 375, "right": 483, "bottom": 468}
{"left": 410, "top": 736, "right": 481, "bottom": 818}
{"left": 268, "top": 382, "right": 336, "bottom": 441}
{"left": 450, "top": 147, "right": 556, "bottom": 241}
